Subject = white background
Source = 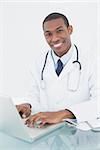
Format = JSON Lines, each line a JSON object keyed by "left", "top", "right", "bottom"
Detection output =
{"left": 0, "top": 1, "right": 100, "bottom": 99}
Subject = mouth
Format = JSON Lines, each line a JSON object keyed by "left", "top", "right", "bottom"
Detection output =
{"left": 53, "top": 43, "right": 63, "bottom": 48}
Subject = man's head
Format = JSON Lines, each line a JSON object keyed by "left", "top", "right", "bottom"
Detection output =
{"left": 43, "top": 12, "right": 73, "bottom": 57}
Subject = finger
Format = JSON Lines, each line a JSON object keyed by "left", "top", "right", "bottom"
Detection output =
{"left": 26, "top": 116, "right": 42, "bottom": 128}
{"left": 19, "top": 108, "right": 27, "bottom": 118}
{"left": 29, "top": 124, "right": 34, "bottom": 128}
{"left": 20, "top": 105, "right": 31, "bottom": 118}
{"left": 34, "top": 118, "right": 43, "bottom": 128}
{"left": 22, "top": 108, "right": 31, "bottom": 118}
{"left": 25, "top": 113, "right": 45, "bottom": 127}
{"left": 19, "top": 111, "right": 24, "bottom": 118}
{"left": 26, "top": 113, "right": 43, "bottom": 123}
{"left": 16, "top": 105, "right": 27, "bottom": 118}
{"left": 25, "top": 115, "right": 36, "bottom": 127}
{"left": 37, "top": 118, "right": 48, "bottom": 128}
{"left": 25, "top": 118, "right": 32, "bottom": 127}
{"left": 27, "top": 122, "right": 34, "bottom": 128}
{"left": 23, "top": 103, "right": 32, "bottom": 109}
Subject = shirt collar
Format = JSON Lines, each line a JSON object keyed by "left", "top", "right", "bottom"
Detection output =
{"left": 51, "top": 44, "right": 74, "bottom": 67}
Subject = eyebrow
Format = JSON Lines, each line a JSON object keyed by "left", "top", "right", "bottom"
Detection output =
{"left": 44, "top": 26, "right": 63, "bottom": 33}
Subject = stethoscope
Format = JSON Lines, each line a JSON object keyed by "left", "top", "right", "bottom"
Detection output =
{"left": 41, "top": 44, "right": 82, "bottom": 90}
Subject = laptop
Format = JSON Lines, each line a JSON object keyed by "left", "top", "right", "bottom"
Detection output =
{"left": 0, "top": 96, "right": 65, "bottom": 143}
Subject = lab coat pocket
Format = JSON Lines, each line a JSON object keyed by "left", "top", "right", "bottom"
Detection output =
{"left": 67, "top": 68, "right": 81, "bottom": 91}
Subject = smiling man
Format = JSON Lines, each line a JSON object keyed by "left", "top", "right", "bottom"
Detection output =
{"left": 43, "top": 16, "right": 73, "bottom": 57}
{"left": 16, "top": 12, "right": 98, "bottom": 128}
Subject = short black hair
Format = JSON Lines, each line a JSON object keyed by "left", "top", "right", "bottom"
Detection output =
{"left": 42, "top": 12, "right": 69, "bottom": 29}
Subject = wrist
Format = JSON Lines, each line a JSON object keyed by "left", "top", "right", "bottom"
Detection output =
{"left": 59, "top": 109, "right": 76, "bottom": 120}
{"left": 64, "top": 109, "right": 76, "bottom": 119}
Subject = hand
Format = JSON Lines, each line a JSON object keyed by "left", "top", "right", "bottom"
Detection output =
{"left": 16, "top": 103, "right": 32, "bottom": 118}
{"left": 25, "top": 110, "right": 75, "bottom": 128}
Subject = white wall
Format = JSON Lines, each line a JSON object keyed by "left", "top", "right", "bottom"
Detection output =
{"left": 0, "top": 1, "right": 99, "bottom": 98}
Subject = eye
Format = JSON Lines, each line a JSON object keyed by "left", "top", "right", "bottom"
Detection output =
{"left": 45, "top": 32, "right": 52, "bottom": 38}
{"left": 57, "top": 29, "right": 64, "bottom": 33}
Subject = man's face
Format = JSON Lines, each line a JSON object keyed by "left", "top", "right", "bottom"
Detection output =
{"left": 43, "top": 18, "right": 73, "bottom": 57}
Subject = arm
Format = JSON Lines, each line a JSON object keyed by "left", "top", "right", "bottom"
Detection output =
{"left": 67, "top": 58, "right": 99, "bottom": 123}
{"left": 16, "top": 57, "right": 41, "bottom": 117}
{"left": 25, "top": 109, "right": 75, "bottom": 128}
{"left": 25, "top": 57, "right": 99, "bottom": 126}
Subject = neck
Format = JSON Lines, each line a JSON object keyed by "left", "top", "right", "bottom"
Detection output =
{"left": 55, "top": 44, "right": 72, "bottom": 58}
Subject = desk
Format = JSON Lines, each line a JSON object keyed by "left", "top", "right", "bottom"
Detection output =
{"left": 0, "top": 125, "right": 100, "bottom": 150}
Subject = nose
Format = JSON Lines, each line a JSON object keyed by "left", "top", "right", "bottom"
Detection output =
{"left": 51, "top": 33, "right": 59, "bottom": 43}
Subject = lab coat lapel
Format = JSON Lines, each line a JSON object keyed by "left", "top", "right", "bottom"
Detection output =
{"left": 58, "top": 48, "right": 76, "bottom": 79}
{"left": 44, "top": 51, "right": 57, "bottom": 79}
{"left": 44, "top": 48, "right": 76, "bottom": 80}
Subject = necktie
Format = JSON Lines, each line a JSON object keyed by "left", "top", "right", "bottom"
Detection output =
{"left": 56, "top": 59, "right": 63, "bottom": 76}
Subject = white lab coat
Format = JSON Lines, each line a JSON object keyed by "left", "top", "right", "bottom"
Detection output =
{"left": 24, "top": 45, "right": 99, "bottom": 123}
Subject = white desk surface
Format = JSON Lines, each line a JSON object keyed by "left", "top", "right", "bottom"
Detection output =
{"left": 0, "top": 124, "right": 100, "bottom": 150}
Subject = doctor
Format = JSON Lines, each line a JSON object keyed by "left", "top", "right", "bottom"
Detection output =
{"left": 16, "top": 12, "right": 98, "bottom": 127}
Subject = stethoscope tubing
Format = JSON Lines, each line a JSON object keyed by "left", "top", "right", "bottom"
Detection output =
{"left": 41, "top": 51, "right": 49, "bottom": 80}
{"left": 41, "top": 44, "right": 81, "bottom": 81}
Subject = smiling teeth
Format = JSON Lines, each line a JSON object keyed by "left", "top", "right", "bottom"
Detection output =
{"left": 54, "top": 43, "right": 62, "bottom": 48}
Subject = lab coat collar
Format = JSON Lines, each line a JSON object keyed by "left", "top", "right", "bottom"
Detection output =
{"left": 59, "top": 46, "right": 76, "bottom": 79}
{"left": 46, "top": 44, "right": 77, "bottom": 80}
{"left": 51, "top": 44, "right": 74, "bottom": 68}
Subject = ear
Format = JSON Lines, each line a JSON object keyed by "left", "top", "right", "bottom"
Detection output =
{"left": 67, "top": 25, "right": 73, "bottom": 35}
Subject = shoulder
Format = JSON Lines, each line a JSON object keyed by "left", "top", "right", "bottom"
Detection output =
{"left": 76, "top": 46, "right": 97, "bottom": 78}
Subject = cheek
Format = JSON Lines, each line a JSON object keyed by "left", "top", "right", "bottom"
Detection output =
{"left": 45, "top": 37, "right": 51, "bottom": 44}
{"left": 64, "top": 35, "right": 71, "bottom": 43}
